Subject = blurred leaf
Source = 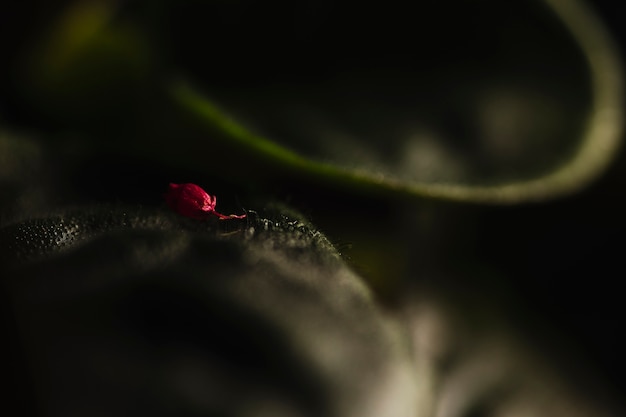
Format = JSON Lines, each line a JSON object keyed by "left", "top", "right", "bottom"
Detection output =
{"left": 16, "top": 1, "right": 152, "bottom": 127}
{"left": 6, "top": 0, "right": 622, "bottom": 204}
{"left": 165, "top": 0, "right": 623, "bottom": 204}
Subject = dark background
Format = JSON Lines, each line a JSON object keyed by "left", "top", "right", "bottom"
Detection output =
{"left": 2, "top": 0, "right": 626, "bottom": 414}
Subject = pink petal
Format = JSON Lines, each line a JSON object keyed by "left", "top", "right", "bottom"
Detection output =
{"left": 165, "top": 183, "right": 215, "bottom": 219}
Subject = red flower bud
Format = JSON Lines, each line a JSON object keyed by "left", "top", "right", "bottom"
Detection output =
{"left": 165, "top": 183, "right": 246, "bottom": 220}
